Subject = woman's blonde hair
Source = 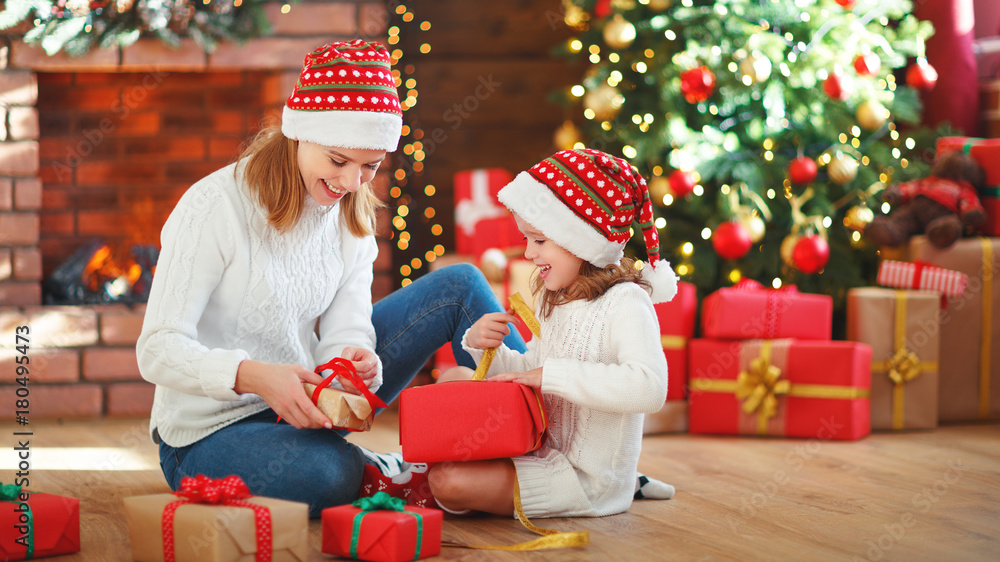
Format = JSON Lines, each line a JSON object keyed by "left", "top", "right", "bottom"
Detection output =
{"left": 532, "top": 256, "right": 650, "bottom": 318}
{"left": 236, "top": 126, "right": 383, "bottom": 237}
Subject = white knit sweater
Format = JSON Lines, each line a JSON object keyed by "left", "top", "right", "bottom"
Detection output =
{"left": 136, "top": 162, "right": 382, "bottom": 447}
{"left": 463, "top": 282, "right": 668, "bottom": 518}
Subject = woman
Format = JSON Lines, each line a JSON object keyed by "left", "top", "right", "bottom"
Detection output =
{"left": 136, "top": 40, "right": 524, "bottom": 517}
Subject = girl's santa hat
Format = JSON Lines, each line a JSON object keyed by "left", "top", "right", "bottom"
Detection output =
{"left": 498, "top": 148, "right": 678, "bottom": 303}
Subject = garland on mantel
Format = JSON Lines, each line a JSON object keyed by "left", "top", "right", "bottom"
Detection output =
{"left": 0, "top": 0, "right": 271, "bottom": 57}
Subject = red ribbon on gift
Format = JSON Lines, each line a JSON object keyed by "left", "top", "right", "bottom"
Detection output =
{"left": 161, "top": 474, "right": 272, "bottom": 562}
{"left": 312, "top": 357, "right": 389, "bottom": 431}
{"left": 731, "top": 279, "right": 798, "bottom": 339}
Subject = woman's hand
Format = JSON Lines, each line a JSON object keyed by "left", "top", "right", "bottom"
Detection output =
{"left": 489, "top": 367, "right": 543, "bottom": 389}
{"left": 467, "top": 311, "right": 519, "bottom": 350}
{"left": 338, "top": 346, "right": 379, "bottom": 393}
{"left": 234, "top": 360, "right": 332, "bottom": 429}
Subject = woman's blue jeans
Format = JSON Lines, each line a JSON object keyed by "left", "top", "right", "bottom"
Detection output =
{"left": 157, "top": 263, "right": 526, "bottom": 517}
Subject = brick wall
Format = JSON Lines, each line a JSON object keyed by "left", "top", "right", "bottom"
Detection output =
{"left": 0, "top": 0, "right": 392, "bottom": 419}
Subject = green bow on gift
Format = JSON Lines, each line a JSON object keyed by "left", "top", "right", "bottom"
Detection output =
{"left": 351, "top": 492, "right": 423, "bottom": 560}
{"left": 1, "top": 483, "right": 34, "bottom": 559}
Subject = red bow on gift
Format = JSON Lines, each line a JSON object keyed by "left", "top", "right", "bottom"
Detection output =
{"left": 731, "top": 279, "right": 798, "bottom": 339}
{"left": 175, "top": 474, "right": 251, "bottom": 504}
{"left": 162, "top": 475, "right": 272, "bottom": 562}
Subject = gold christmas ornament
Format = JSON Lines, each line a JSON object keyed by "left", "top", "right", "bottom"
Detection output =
{"left": 843, "top": 205, "right": 875, "bottom": 231}
{"left": 780, "top": 233, "right": 800, "bottom": 267}
{"left": 603, "top": 14, "right": 637, "bottom": 50}
{"left": 856, "top": 98, "right": 889, "bottom": 130}
{"left": 828, "top": 152, "right": 859, "bottom": 185}
{"left": 648, "top": 176, "right": 670, "bottom": 203}
{"left": 737, "top": 208, "right": 767, "bottom": 243}
{"left": 553, "top": 120, "right": 582, "bottom": 150}
{"left": 648, "top": 0, "right": 673, "bottom": 10}
{"left": 739, "top": 52, "right": 772, "bottom": 83}
{"left": 562, "top": 0, "right": 586, "bottom": 28}
{"left": 583, "top": 83, "right": 625, "bottom": 121}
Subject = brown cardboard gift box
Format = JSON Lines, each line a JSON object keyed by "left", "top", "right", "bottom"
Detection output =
{"left": 847, "top": 288, "right": 940, "bottom": 430}
{"left": 910, "top": 236, "right": 1000, "bottom": 422}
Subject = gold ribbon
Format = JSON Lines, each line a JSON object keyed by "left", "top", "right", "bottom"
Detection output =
{"left": 869, "top": 291, "right": 938, "bottom": 430}
{"left": 981, "top": 238, "right": 993, "bottom": 419}
{"left": 442, "top": 467, "right": 589, "bottom": 551}
{"left": 734, "top": 341, "right": 790, "bottom": 434}
{"left": 661, "top": 335, "right": 686, "bottom": 349}
{"left": 472, "top": 293, "right": 540, "bottom": 381}
{"left": 689, "top": 341, "right": 870, "bottom": 436}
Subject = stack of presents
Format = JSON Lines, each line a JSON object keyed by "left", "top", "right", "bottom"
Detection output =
{"left": 3, "top": 137, "right": 998, "bottom": 562}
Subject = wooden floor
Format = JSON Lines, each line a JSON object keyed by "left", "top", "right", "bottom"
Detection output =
{"left": 4, "top": 413, "right": 999, "bottom": 561}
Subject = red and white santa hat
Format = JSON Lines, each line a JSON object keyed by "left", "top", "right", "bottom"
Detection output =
{"left": 498, "top": 148, "right": 678, "bottom": 303}
{"left": 281, "top": 40, "right": 403, "bottom": 152}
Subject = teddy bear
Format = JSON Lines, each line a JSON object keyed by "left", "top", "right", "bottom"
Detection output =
{"left": 863, "top": 151, "right": 987, "bottom": 249}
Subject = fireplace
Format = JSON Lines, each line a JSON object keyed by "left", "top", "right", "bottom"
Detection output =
{"left": 0, "top": 1, "right": 395, "bottom": 419}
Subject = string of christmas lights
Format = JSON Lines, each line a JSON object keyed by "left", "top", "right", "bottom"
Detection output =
{"left": 389, "top": 4, "right": 444, "bottom": 287}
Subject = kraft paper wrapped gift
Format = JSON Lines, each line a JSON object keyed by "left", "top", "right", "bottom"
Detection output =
{"left": 0, "top": 488, "right": 80, "bottom": 561}
{"left": 910, "top": 236, "right": 1000, "bottom": 421}
{"left": 688, "top": 339, "right": 872, "bottom": 440}
{"left": 454, "top": 168, "right": 521, "bottom": 257}
{"left": 123, "top": 476, "right": 309, "bottom": 562}
{"left": 302, "top": 383, "right": 379, "bottom": 431}
{"left": 643, "top": 281, "right": 697, "bottom": 434}
{"left": 399, "top": 380, "right": 548, "bottom": 463}
{"left": 847, "top": 288, "right": 940, "bottom": 431}
{"left": 701, "top": 280, "right": 833, "bottom": 340}
{"left": 322, "top": 493, "right": 442, "bottom": 562}
{"left": 302, "top": 357, "right": 388, "bottom": 431}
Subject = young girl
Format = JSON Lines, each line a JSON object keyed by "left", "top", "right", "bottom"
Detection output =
{"left": 427, "top": 148, "right": 678, "bottom": 518}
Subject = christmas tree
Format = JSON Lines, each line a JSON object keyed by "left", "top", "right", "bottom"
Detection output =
{"left": 554, "top": 0, "right": 942, "bottom": 320}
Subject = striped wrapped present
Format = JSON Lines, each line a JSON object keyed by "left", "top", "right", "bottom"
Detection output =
{"left": 876, "top": 260, "right": 968, "bottom": 297}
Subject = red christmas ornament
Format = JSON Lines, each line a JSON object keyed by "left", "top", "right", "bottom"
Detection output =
{"left": 712, "top": 221, "right": 753, "bottom": 261}
{"left": 853, "top": 51, "right": 881, "bottom": 76}
{"left": 680, "top": 67, "right": 716, "bottom": 104}
{"left": 788, "top": 156, "right": 818, "bottom": 185}
{"left": 823, "top": 72, "right": 849, "bottom": 101}
{"left": 835, "top": 0, "right": 855, "bottom": 8}
{"left": 594, "top": 0, "right": 612, "bottom": 19}
{"left": 792, "top": 234, "right": 830, "bottom": 274}
{"left": 668, "top": 169, "right": 697, "bottom": 198}
{"left": 906, "top": 58, "right": 938, "bottom": 91}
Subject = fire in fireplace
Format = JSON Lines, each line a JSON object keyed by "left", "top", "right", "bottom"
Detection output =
{"left": 44, "top": 240, "right": 158, "bottom": 305}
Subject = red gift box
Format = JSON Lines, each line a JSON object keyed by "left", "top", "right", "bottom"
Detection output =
{"left": 700, "top": 280, "right": 833, "bottom": 340}
{"left": 876, "top": 260, "right": 968, "bottom": 297}
{"left": 936, "top": 137, "right": 1000, "bottom": 236}
{"left": 688, "top": 339, "right": 872, "bottom": 440}
{"left": 454, "top": 168, "right": 522, "bottom": 257}
{"left": 399, "top": 380, "right": 548, "bottom": 463}
{"left": 322, "top": 494, "right": 442, "bottom": 562}
{"left": 654, "top": 281, "right": 697, "bottom": 400}
{"left": 0, "top": 490, "right": 80, "bottom": 561}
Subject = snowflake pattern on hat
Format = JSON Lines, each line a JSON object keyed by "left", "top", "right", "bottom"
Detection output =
{"left": 286, "top": 39, "right": 401, "bottom": 116}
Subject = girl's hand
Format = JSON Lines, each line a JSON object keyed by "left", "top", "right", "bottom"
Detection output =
{"left": 234, "top": 360, "right": 332, "bottom": 429}
{"left": 467, "top": 311, "right": 519, "bottom": 350}
{"left": 489, "top": 367, "right": 543, "bottom": 389}
{"left": 339, "top": 346, "right": 379, "bottom": 392}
